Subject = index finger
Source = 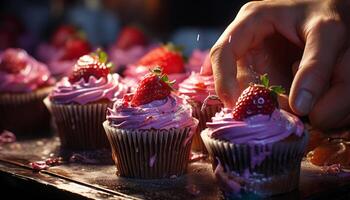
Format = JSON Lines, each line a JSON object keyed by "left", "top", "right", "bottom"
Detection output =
{"left": 209, "top": 2, "right": 302, "bottom": 107}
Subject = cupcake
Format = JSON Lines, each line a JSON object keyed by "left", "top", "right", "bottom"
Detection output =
{"left": 178, "top": 72, "right": 223, "bottom": 152}
{"left": 103, "top": 68, "right": 198, "bottom": 179}
{"left": 201, "top": 75, "right": 308, "bottom": 196}
{"left": 108, "top": 25, "right": 150, "bottom": 73}
{"left": 0, "top": 48, "right": 54, "bottom": 136}
{"left": 186, "top": 49, "right": 210, "bottom": 73}
{"left": 46, "top": 49, "right": 128, "bottom": 150}
{"left": 123, "top": 43, "right": 188, "bottom": 91}
{"left": 36, "top": 25, "right": 91, "bottom": 79}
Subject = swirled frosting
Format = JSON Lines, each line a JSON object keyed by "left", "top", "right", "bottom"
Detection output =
{"left": 178, "top": 72, "right": 219, "bottom": 104}
{"left": 106, "top": 94, "right": 197, "bottom": 130}
{"left": 206, "top": 108, "right": 304, "bottom": 144}
{"left": 0, "top": 49, "right": 54, "bottom": 93}
{"left": 50, "top": 74, "right": 128, "bottom": 105}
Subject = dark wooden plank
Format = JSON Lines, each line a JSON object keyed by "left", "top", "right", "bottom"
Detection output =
{"left": 0, "top": 136, "right": 350, "bottom": 199}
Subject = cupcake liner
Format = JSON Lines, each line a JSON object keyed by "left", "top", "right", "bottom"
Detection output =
{"left": 190, "top": 101, "right": 222, "bottom": 152}
{"left": 103, "top": 121, "right": 195, "bottom": 179}
{"left": 0, "top": 87, "right": 52, "bottom": 136}
{"left": 48, "top": 101, "right": 112, "bottom": 150}
{"left": 202, "top": 131, "right": 309, "bottom": 196}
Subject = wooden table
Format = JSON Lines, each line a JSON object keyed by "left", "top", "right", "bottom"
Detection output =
{"left": 1, "top": 136, "right": 350, "bottom": 200}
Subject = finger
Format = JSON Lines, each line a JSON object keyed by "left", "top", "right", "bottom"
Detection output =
{"left": 292, "top": 60, "right": 300, "bottom": 76}
{"left": 289, "top": 19, "right": 346, "bottom": 116}
{"left": 210, "top": 2, "right": 301, "bottom": 107}
{"left": 308, "top": 48, "right": 350, "bottom": 130}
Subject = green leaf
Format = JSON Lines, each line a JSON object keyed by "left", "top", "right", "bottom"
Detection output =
{"left": 165, "top": 43, "right": 184, "bottom": 53}
{"left": 270, "top": 85, "right": 285, "bottom": 94}
{"left": 260, "top": 74, "right": 269, "bottom": 88}
{"left": 161, "top": 75, "right": 169, "bottom": 82}
{"left": 97, "top": 49, "right": 108, "bottom": 64}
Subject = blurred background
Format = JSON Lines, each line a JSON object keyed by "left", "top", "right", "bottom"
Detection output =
{"left": 0, "top": 0, "right": 247, "bottom": 56}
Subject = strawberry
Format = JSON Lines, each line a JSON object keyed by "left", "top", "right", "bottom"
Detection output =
{"left": 115, "top": 26, "right": 147, "bottom": 50}
{"left": 68, "top": 49, "right": 113, "bottom": 83}
{"left": 129, "top": 67, "right": 174, "bottom": 107}
{"left": 60, "top": 37, "right": 91, "bottom": 61}
{"left": 137, "top": 44, "right": 185, "bottom": 74}
{"left": 232, "top": 74, "right": 285, "bottom": 120}
{"left": 51, "top": 25, "right": 77, "bottom": 48}
{"left": 0, "top": 48, "right": 27, "bottom": 73}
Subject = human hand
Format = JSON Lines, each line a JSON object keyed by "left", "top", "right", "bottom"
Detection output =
{"left": 202, "top": 0, "right": 350, "bottom": 130}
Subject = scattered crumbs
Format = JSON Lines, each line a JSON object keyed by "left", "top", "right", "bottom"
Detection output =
{"left": 186, "top": 184, "right": 200, "bottom": 196}
{"left": 30, "top": 157, "right": 63, "bottom": 171}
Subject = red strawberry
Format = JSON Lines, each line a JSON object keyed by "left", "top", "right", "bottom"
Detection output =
{"left": 51, "top": 25, "right": 77, "bottom": 48}
{"left": 130, "top": 68, "right": 174, "bottom": 107}
{"left": 0, "top": 48, "right": 27, "bottom": 73}
{"left": 68, "top": 49, "right": 113, "bottom": 83}
{"left": 115, "top": 26, "right": 147, "bottom": 50}
{"left": 60, "top": 37, "right": 91, "bottom": 61}
{"left": 232, "top": 74, "right": 285, "bottom": 120}
{"left": 137, "top": 44, "right": 185, "bottom": 74}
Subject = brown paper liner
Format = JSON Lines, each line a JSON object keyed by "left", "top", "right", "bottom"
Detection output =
{"left": 0, "top": 87, "right": 52, "bottom": 136}
{"left": 49, "top": 101, "right": 112, "bottom": 150}
{"left": 201, "top": 130, "right": 309, "bottom": 196}
{"left": 103, "top": 121, "right": 195, "bottom": 179}
{"left": 190, "top": 101, "right": 222, "bottom": 152}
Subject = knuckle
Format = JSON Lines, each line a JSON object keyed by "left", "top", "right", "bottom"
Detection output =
{"left": 240, "top": 1, "right": 263, "bottom": 14}
{"left": 209, "top": 43, "right": 223, "bottom": 60}
{"left": 210, "top": 42, "right": 233, "bottom": 62}
{"left": 313, "top": 17, "right": 346, "bottom": 34}
{"left": 239, "top": 1, "right": 268, "bottom": 20}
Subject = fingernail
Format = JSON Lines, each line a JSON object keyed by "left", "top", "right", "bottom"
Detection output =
{"left": 295, "top": 89, "right": 313, "bottom": 115}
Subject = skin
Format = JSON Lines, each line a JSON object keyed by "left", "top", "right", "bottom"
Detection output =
{"left": 202, "top": 0, "right": 350, "bottom": 130}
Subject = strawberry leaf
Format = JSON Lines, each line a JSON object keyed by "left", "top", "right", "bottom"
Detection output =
{"left": 165, "top": 43, "right": 184, "bottom": 54}
{"left": 260, "top": 74, "right": 269, "bottom": 88}
{"left": 161, "top": 74, "right": 169, "bottom": 82}
{"left": 97, "top": 49, "right": 108, "bottom": 63}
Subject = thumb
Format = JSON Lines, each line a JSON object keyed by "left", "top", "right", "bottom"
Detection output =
{"left": 289, "top": 20, "right": 345, "bottom": 116}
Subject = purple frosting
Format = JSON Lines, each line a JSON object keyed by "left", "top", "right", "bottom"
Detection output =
{"left": 0, "top": 49, "right": 54, "bottom": 93}
{"left": 205, "top": 108, "right": 304, "bottom": 144}
{"left": 106, "top": 94, "right": 197, "bottom": 130}
{"left": 50, "top": 74, "right": 128, "bottom": 105}
{"left": 178, "top": 72, "right": 219, "bottom": 105}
